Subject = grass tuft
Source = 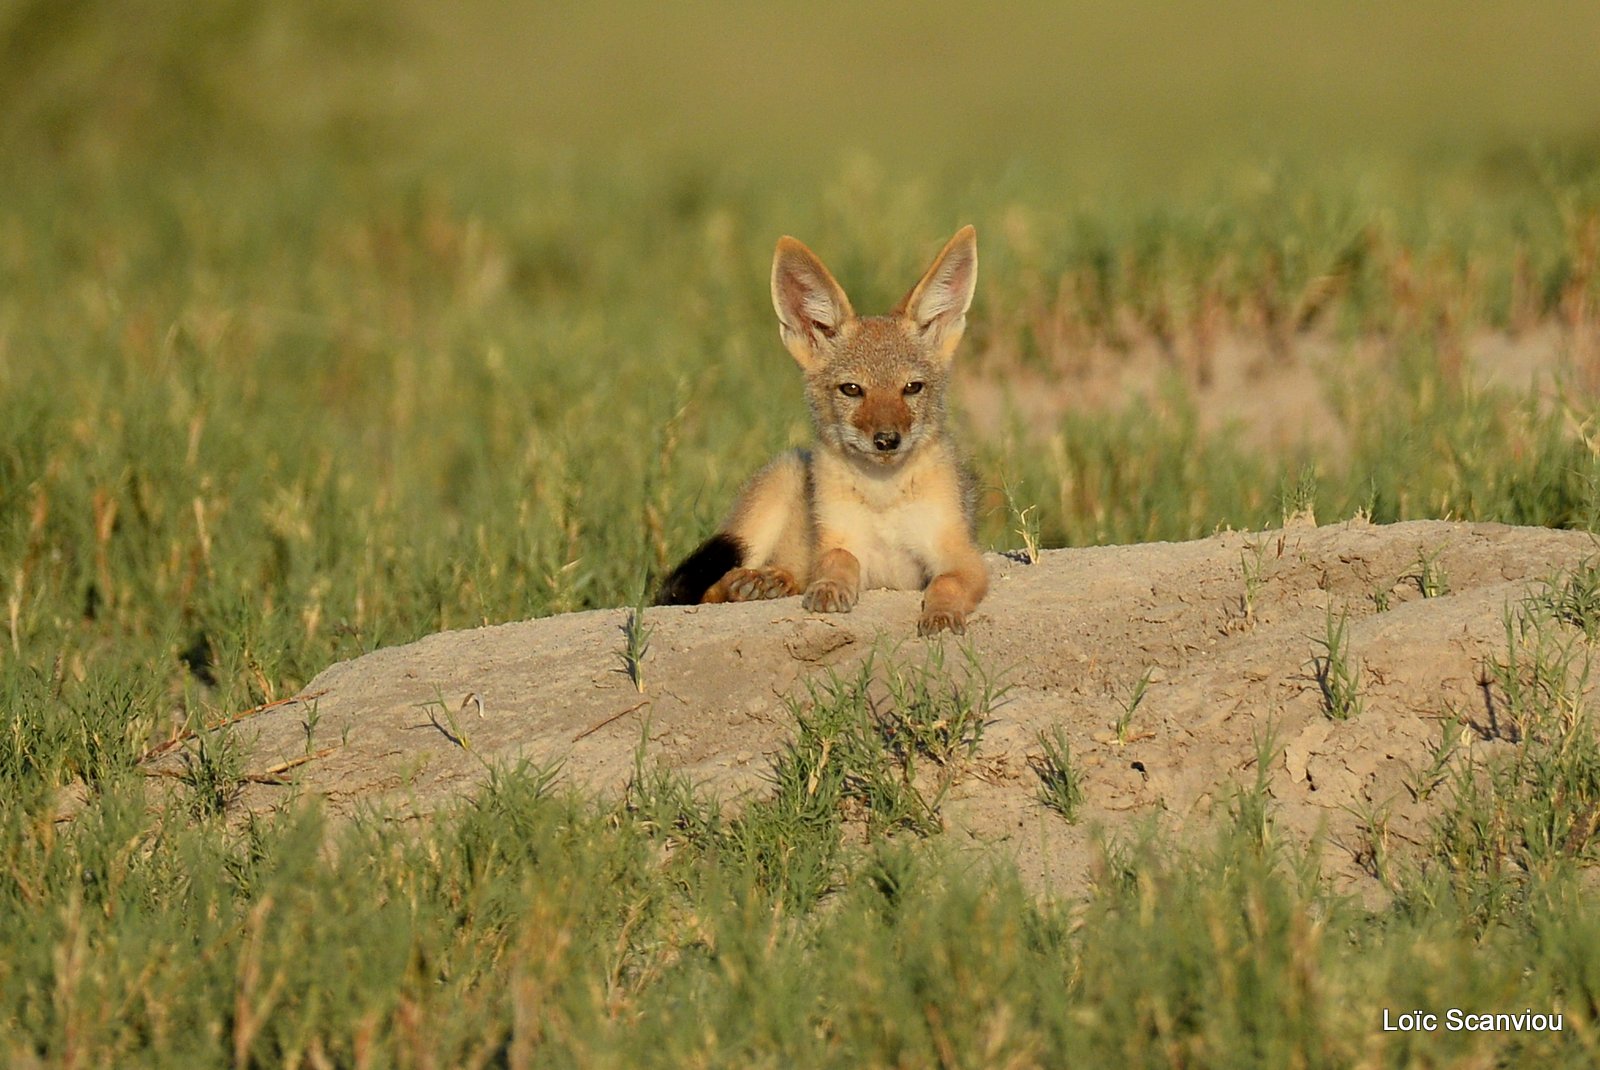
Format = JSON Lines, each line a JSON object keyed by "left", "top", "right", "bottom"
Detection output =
{"left": 619, "top": 601, "right": 654, "bottom": 694}
{"left": 1031, "top": 724, "right": 1085, "bottom": 823}
{"left": 1312, "top": 606, "right": 1365, "bottom": 720}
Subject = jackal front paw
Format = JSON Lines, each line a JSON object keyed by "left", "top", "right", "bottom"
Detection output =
{"left": 721, "top": 567, "right": 801, "bottom": 602}
{"left": 802, "top": 578, "right": 857, "bottom": 614}
{"left": 917, "top": 609, "right": 967, "bottom": 636}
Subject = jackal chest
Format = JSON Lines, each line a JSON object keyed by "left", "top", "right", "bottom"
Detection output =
{"left": 815, "top": 495, "right": 947, "bottom": 590}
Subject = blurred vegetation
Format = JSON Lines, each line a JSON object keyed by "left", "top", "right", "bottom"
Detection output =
{"left": 5, "top": 2, "right": 1600, "bottom": 1064}
{"left": 0, "top": 0, "right": 402, "bottom": 162}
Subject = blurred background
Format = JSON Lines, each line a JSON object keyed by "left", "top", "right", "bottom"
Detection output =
{"left": 5, "top": 0, "right": 1599, "bottom": 176}
{"left": 416, "top": 1, "right": 1600, "bottom": 174}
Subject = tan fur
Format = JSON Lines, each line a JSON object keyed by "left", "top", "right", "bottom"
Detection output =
{"left": 695, "top": 226, "right": 987, "bottom": 635}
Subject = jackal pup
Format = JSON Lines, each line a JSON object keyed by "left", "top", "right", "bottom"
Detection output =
{"left": 657, "top": 226, "right": 988, "bottom": 635}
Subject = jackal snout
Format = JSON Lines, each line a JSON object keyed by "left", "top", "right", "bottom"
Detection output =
{"left": 819, "top": 371, "right": 934, "bottom": 464}
{"left": 854, "top": 385, "right": 914, "bottom": 454}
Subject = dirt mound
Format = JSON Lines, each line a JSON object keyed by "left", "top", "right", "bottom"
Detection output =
{"left": 189, "top": 519, "right": 1596, "bottom": 897}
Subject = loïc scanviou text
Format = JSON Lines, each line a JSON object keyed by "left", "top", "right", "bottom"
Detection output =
{"left": 1383, "top": 1009, "right": 1563, "bottom": 1032}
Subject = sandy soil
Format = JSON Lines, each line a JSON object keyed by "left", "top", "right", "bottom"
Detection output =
{"left": 181, "top": 518, "right": 1597, "bottom": 901}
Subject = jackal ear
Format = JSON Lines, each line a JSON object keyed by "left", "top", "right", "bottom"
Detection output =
{"left": 772, "top": 236, "right": 855, "bottom": 370}
{"left": 894, "top": 225, "right": 977, "bottom": 360}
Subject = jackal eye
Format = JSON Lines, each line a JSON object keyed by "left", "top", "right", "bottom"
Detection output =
{"left": 838, "top": 382, "right": 863, "bottom": 398}
{"left": 903, "top": 381, "right": 925, "bottom": 395}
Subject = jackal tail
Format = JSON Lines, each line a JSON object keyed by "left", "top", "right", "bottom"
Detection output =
{"left": 654, "top": 532, "right": 744, "bottom": 605}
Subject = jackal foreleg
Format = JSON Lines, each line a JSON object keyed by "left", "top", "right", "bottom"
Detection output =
{"left": 918, "top": 541, "right": 988, "bottom": 636}
{"left": 801, "top": 545, "right": 860, "bottom": 614}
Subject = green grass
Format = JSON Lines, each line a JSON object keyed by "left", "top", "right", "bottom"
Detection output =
{"left": 6, "top": 3, "right": 1600, "bottom": 1064}
{"left": 8, "top": 710, "right": 1600, "bottom": 1066}
{"left": 1031, "top": 723, "right": 1085, "bottom": 822}
{"left": 1386, "top": 576, "right": 1600, "bottom": 936}
{"left": 1313, "top": 606, "right": 1366, "bottom": 721}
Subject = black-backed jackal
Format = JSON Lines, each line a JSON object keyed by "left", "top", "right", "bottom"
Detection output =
{"left": 657, "top": 226, "right": 988, "bottom": 635}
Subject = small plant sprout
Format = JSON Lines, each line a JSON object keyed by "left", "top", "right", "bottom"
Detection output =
{"left": 1413, "top": 545, "right": 1450, "bottom": 598}
{"left": 1031, "top": 724, "right": 1084, "bottom": 823}
{"left": 1003, "top": 479, "right": 1041, "bottom": 564}
{"left": 619, "top": 601, "right": 654, "bottom": 693}
{"left": 1405, "top": 706, "right": 1466, "bottom": 802}
{"left": 1114, "top": 666, "right": 1154, "bottom": 744}
{"left": 418, "top": 687, "right": 473, "bottom": 750}
{"left": 1231, "top": 718, "right": 1283, "bottom": 851}
{"left": 1240, "top": 540, "right": 1267, "bottom": 628}
{"left": 1347, "top": 796, "right": 1395, "bottom": 888}
{"left": 178, "top": 727, "right": 247, "bottom": 818}
{"left": 300, "top": 698, "right": 322, "bottom": 755}
{"left": 1313, "top": 605, "right": 1364, "bottom": 720}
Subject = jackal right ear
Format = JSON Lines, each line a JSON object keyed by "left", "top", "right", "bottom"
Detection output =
{"left": 772, "top": 236, "right": 855, "bottom": 370}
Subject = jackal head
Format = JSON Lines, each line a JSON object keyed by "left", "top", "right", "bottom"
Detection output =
{"left": 771, "top": 226, "right": 977, "bottom": 467}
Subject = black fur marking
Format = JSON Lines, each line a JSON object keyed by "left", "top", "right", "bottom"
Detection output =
{"left": 798, "top": 448, "right": 817, "bottom": 536}
{"left": 655, "top": 532, "right": 745, "bottom": 605}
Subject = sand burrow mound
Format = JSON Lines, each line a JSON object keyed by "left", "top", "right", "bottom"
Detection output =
{"left": 179, "top": 519, "right": 1597, "bottom": 896}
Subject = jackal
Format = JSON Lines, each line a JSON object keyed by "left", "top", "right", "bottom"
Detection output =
{"left": 657, "top": 226, "right": 988, "bottom": 635}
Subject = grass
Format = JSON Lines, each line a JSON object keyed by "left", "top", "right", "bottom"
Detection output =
{"left": 618, "top": 603, "right": 654, "bottom": 694}
{"left": 1031, "top": 724, "right": 1085, "bottom": 822}
{"left": 176, "top": 723, "right": 248, "bottom": 818}
{"left": 1240, "top": 538, "right": 1268, "bottom": 628}
{"left": 1113, "top": 665, "right": 1154, "bottom": 744}
{"left": 5, "top": 2, "right": 1600, "bottom": 1064}
{"left": 14, "top": 715, "right": 1600, "bottom": 1066}
{"left": 417, "top": 688, "right": 477, "bottom": 752}
{"left": 1390, "top": 576, "right": 1600, "bottom": 932}
{"left": 1002, "top": 477, "right": 1042, "bottom": 564}
{"left": 1413, "top": 544, "right": 1452, "bottom": 598}
{"left": 1313, "top": 606, "right": 1366, "bottom": 721}
{"left": 1405, "top": 708, "right": 1468, "bottom": 804}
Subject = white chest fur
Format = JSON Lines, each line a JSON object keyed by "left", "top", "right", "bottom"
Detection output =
{"left": 812, "top": 449, "right": 961, "bottom": 591}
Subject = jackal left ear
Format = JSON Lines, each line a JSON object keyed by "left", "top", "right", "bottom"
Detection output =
{"left": 895, "top": 225, "right": 977, "bottom": 360}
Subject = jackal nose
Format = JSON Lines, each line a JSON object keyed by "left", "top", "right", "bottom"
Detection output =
{"left": 873, "top": 430, "right": 901, "bottom": 452}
